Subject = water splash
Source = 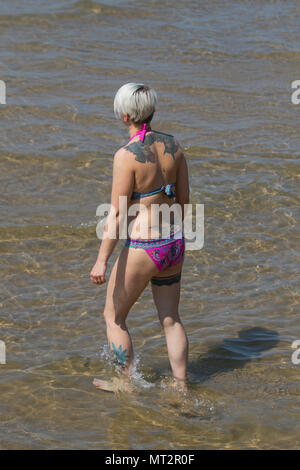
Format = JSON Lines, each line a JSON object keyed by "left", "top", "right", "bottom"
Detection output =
{"left": 98, "top": 344, "right": 154, "bottom": 389}
{"left": 130, "top": 349, "right": 155, "bottom": 389}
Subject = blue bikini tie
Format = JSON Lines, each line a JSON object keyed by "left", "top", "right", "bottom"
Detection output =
{"left": 162, "top": 183, "right": 176, "bottom": 198}
{"left": 131, "top": 183, "right": 176, "bottom": 200}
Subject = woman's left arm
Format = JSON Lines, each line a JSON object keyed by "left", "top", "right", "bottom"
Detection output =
{"left": 90, "top": 149, "right": 134, "bottom": 285}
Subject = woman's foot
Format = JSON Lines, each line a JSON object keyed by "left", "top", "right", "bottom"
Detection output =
{"left": 160, "top": 376, "right": 188, "bottom": 393}
{"left": 171, "top": 377, "right": 188, "bottom": 393}
{"left": 93, "top": 376, "right": 136, "bottom": 393}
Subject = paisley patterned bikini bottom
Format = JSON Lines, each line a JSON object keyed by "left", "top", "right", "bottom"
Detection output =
{"left": 125, "top": 231, "right": 185, "bottom": 286}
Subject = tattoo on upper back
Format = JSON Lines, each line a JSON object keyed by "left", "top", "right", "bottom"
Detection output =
{"left": 124, "top": 131, "right": 179, "bottom": 163}
{"left": 149, "top": 132, "right": 179, "bottom": 157}
{"left": 123, "top": 141, "right": 156, "bottom": 163}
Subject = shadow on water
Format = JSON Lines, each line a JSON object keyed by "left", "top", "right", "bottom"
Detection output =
{"left": 189, "top": 327, "right": 279, "bottom": 384}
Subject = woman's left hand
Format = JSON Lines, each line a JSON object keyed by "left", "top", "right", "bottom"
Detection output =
{"left": 90, "top": 260, "right": 107, "bottom": 285}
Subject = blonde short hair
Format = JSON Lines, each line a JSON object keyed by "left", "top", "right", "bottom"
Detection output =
{"left": 114, "top": 82, "right": 157, "bottom": 124}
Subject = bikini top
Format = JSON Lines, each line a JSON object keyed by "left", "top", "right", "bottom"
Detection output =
{"left": 128, "top": 123, "right": 176, "bottom": 201}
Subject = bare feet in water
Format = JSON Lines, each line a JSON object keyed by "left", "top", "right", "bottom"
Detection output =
{"left": 161, "top": 377, "right": 188, "bottom": 393}
{"left": 93, "top": 376, "right": 136, "bottom": 393}
{"left": 93, "top": 375, "right": 187, "bottom": 394}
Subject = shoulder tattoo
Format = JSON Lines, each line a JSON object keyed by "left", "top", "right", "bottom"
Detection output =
{"left": 124, "top": 132, "right": 179, "bottom": 162}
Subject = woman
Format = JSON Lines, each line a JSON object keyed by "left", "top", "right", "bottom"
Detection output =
{"left": 90, "top": 83, "right": 190, "bottom": 391}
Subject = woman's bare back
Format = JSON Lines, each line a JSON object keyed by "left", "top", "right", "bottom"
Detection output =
{"left": 121, "top": 130, "right": 183, "bottom": 238}
{"left": 123, "top": 130, "right": 181, "bottom": 196}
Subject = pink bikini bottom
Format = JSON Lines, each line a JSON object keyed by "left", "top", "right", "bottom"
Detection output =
{"left": 125, "top": 233, "right": 185, "bottom": 282}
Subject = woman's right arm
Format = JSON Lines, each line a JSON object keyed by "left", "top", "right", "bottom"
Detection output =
{"left": 90, "top": 148, "right": 134, "bottom": 284}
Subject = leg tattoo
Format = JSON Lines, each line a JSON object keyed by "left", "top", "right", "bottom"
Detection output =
{"left": 111, "top": 342, "right": 130, "bottom": 369}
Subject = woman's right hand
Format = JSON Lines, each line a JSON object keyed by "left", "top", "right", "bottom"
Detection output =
{"left": 90, "top": 260, "right": 107, "bottom": 285}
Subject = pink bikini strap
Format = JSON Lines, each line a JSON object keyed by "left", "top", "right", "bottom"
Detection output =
{"left": 128, "top": 123, "right": 152, "bottom": 143}
{"left": 140, "top": 122, "right": 147, "bottom": 141}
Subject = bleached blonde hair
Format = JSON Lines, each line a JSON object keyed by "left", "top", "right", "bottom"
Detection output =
{"left": 113, "top": 82, "right": 157, "bottom": 124}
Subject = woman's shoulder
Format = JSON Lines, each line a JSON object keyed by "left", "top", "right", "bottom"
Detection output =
{"left": 112, "top": 147, "right": 136, "bottom": 169}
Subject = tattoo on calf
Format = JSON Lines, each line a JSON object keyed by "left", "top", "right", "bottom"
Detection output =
{"left": 111, "top": 342, "right": 130, "bottom": 368}
{"left": 124, "top": 132, "right": 179, "bottom": 163}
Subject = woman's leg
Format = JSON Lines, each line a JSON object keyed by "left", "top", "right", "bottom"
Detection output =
{"left": 151, "top": 262, "right": 188, "bottom": 382}
{"left": 101, "top": 245, "right": 159, "bottom": 377}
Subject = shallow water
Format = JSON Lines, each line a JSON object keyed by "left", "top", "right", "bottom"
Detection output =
{"left": 0, "top": 0, "right": 299, "bottom": 450}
